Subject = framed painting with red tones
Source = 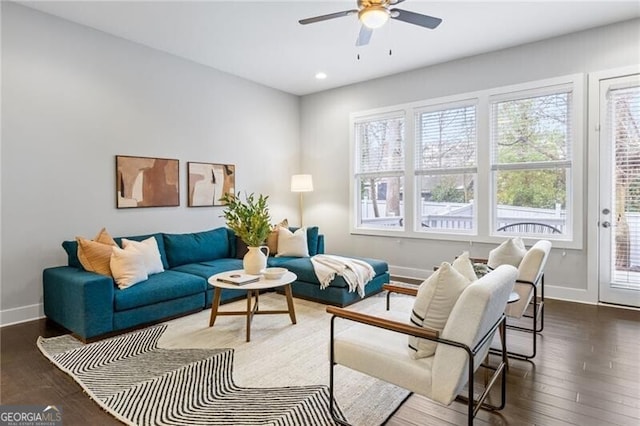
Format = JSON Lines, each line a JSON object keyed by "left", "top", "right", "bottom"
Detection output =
{"left": 116, "top": 155, "right": 180, "bottom": 208}
{"left": 187, "top": 162, "right": 235, "bottom": 207}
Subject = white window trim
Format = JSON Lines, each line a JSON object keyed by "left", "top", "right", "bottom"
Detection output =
{"left": 414, "top": 100, "right": 479, "bottom": 235}
{"left": 349, "top": 74, "right": 585, "bottom": 249}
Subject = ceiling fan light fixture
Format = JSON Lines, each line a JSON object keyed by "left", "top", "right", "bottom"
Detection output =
{"left": 359, "top": 6, "right": 389, "bottom": 29}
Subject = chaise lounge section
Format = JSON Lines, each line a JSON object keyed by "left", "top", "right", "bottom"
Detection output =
{"left": 43, "top": 226, "right": 389, "bottom": 341}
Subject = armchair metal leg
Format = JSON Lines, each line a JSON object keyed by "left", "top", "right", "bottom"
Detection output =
{"left": 505, "top": 284, "right": 540, "bottom": 360}
{"left": 456, "top": 318, "right": 508, "bottom": 425}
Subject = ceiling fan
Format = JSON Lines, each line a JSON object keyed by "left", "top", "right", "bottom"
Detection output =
{"left": 298, "top": 0, "right": 442, "bottom": 47}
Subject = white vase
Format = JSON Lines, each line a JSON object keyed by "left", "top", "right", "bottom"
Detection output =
{"left": 244, "top": 246, "right": 269, "bottom": 275}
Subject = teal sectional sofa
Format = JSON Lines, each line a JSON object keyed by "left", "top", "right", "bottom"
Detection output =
{"left": 43, "top": 227, "right": 389, "bottom": 341}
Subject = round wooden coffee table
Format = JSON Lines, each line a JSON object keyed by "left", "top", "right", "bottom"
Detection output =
{"left": 208, "top": 270, "right": 297, "bottom": 342}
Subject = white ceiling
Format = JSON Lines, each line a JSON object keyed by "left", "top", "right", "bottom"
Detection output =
{"left": 20, "top": 1, "right": 640, "bottom": 96}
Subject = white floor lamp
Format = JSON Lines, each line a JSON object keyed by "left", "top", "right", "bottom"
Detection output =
{"left": 290, "top": 174, "right": 313, "bottom": 226}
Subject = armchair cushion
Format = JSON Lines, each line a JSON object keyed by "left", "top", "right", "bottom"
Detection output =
{"left": 452, "top": 251, "right": 478, "bottom": 282}
{"left": 488, "top": 237, "right": 526, "bottom": 269}
{"left": 334, "top": 310, "right": 435, "bottom": 396}
{"left": 409, "top": 262, "right": 470, "bottom": 359}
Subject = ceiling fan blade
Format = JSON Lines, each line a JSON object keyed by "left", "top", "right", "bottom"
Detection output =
{"left": 390, "top": 8, "right": 442, "bottom": 29}
{"left": 389, "top": 0, "right": 406, "bottom": 4}
{"left": 356, "top": 26, "right": 373, "bottom": 46}
{"left": 299, "top": 9, "right": 358, "bottom": 25}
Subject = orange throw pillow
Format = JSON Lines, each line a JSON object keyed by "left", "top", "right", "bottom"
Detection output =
{"left": 267, "top": 218, "right": 288, "bottom": 255}
{"left": 76, "top": 228, "right": 117, "bottom": 276}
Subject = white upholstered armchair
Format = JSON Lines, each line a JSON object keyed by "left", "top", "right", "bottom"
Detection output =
{"left": 326, "top": 264, "right": 518, "bottom": 426}
{"left": 489, "top": 239, "right": 552, "bottom": 359}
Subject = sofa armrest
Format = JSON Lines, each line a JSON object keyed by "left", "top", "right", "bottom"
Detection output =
{"left": 43, "top": 266, "right": 115, "bottom": 340}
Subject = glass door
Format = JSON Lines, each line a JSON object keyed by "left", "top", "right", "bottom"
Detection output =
{"left": 599, "top": 74, "right": 640, "bottom": 307}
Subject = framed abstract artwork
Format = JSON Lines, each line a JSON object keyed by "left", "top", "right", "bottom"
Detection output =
{"left": 116, "top": 155, "right": 180, "bottom": 208}
{"left": 187, "top": 162, "right": 235, "bottom": 207}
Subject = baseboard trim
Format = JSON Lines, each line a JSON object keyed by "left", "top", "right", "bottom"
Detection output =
{"left": 544, "top": 285, "right": 597, "bottom": 304}
{"left": 1, "top": 303, "right": 45, "bottom": 327}
{"left": 389, "top": 265, "right": 431, "bottom": 280}
{"left": 389, "top": 264, "right": 598, "bottom": 305}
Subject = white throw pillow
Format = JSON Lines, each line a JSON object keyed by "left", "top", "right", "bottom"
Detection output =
{"left": 409, "top": 262, "right": 470, "bottom": 359}
{"left": 488, "top": 237, "right": 527, "bottom": 268}
{"left": 452, "top": 251, "right": 478, "bottom": 282}
{"left": 275, "top": 227, "right": 309, "bottom": 257}
{"left": 122, "top": 237, "right": 165, "bottom": 275}
{"left": 110, "top": 246, "right": 148, "bottom": 289}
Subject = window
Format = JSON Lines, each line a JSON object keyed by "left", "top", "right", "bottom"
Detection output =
{"left": 351, "top": 74, "right": 583, "bottom": 246}
{"left": 354, "top": 114, "right": 405, "bottom": 229}
{"left": 415, "top": 103, "right": 477, "bottom": 233}
{"left": 490, "top": 87, "right": 573, "bottom": 237}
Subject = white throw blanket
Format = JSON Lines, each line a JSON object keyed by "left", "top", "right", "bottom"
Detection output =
{"left": 310, "top": 254, "right": 375, "bottom": 298}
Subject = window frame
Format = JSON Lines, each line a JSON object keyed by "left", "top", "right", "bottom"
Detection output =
{"left": 352, "top": 111, "right": 407, "bottom": 232}
{"left": 413, "top": 99, "right": 479, "bottom": 235}
{"left": 349, "top": 74, "right": 585, "bottom": 249}
{"left": 489, "top": 82, "right": 576, "bottom": 241}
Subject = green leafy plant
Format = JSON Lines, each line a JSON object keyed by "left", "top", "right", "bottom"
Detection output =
{"left": 220, "top": 192, "right": 271, "bottom": 247}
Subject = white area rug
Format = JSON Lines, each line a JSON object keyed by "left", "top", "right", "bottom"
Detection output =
{"left": 39, "top": 293, "right": 413, "bottom": 426}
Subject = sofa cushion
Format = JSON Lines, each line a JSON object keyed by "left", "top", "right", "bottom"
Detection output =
{"left": 114, "top": 270, "right": 206, "bottom": 311}
{"left": 235, "top": 239, "right": 249, "bottom": 260}
{"left": 277, "top": 256, "right": 388, "bottom": 287}
{"left": 266, "top": 219, "right": 289, "bottom": 255}
{"left": 76, "top": 230, "right": 118, "bottom": 277}
{"left": 289, "top": 226, "right": 320, "bottom": 256}
{"left": 172, "top": 258, "right": 244, "bottom": 280}
{"left": 115, "top": 233, "right": 169, "bottom": 270}
{"left": 110, "top": 245, "right": 148, "bottom": 289}
{"left": 63, "top": 232, "right": 169, "bottom": 271}
{"left": 276, "top": 227, "right": 309, "bottom": 257}
{"left": 121, "top": 237, "right": 165, "bottom": 275}
{"left": 163, "top": 227, "right": 230, "bottom": 267}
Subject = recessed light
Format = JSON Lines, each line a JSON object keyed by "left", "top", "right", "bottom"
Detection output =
{"left": 315, "top": 72, "right": 327, "bottom": 80}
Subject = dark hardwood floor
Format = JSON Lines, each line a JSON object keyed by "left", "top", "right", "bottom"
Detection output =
{"left": 1, "top": 299, "right": 639, "bottom": 425}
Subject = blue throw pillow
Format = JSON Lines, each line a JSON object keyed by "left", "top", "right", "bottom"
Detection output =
{"left": 62, "top": 240, "right": 83, "bottom": 269}
{"left": 163, "top": 227, "right": 230, "bottom": 268}
{"left": 306, "top": 226, "right": 320, "bottom": 256}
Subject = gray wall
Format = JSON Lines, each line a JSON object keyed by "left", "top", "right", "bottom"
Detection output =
{"left": 299, "top": 19, "right": 640, "bottom": 302}
{"left": 2, "top": 3, "right": 639, "bottom": 324}
{"left": 0, "top": 3, "right": 301, "bottom": 324}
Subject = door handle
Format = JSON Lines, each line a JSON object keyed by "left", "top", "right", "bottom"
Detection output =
{"left": 602, "top": 221, "right": 611, "bottom": 228}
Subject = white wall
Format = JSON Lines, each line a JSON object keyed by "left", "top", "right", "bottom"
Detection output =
{"left": 300, "top": 18, "right": 640, "bottom": 303}
{"left": 0, "top": 3, "right": 301, "bottom": 324}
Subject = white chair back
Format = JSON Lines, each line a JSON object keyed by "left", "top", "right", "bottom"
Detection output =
{"left": 431, "top": 264, "right": 517, "bottom": 405}
{"left": 505, "top": 240, "right": 552, "bottom": 318}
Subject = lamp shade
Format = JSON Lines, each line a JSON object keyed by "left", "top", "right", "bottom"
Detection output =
{"left": 291, "top": 174, "right": 314, "bottom": 192}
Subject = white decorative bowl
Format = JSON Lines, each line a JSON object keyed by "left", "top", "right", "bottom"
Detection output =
{"left": 263, "top": 267, "right": 287, "bottom": 280}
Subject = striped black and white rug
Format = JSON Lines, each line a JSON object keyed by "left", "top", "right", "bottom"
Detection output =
{"left": 38, "top": 324, "right": 346, "bottom": 425}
